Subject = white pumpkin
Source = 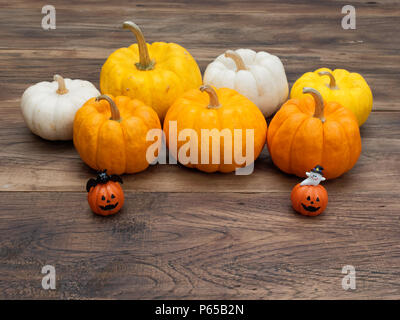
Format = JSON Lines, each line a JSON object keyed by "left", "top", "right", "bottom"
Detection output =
{"left": 203, "top": 49, "right": 289, "bottom": 117}
{"left": 21, "top": 75, "right": 100, "bottom": 140}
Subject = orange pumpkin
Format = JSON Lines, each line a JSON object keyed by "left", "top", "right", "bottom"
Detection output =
{"left": 163, "top": 85, "right": 268, "bottom": 173}
{"left": 291, "top": 183, "right": 328, "bottom": 216}
{"left": 267, "top": 88, "right": 361, "bottom": 179}
{"left": 86, "top": 170, "right": 124, "bottom": 216}
{"left": 73, "top": 94, "right": 161, "bottom": 175}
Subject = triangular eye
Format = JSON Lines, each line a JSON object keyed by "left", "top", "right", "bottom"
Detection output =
{"left": 307, "top": 196, "right": 311, "bottom": 200}
{"left": 111, "top": 194, "right": 115, "bottom": 199}
{"left": 101, "top": 195, "right": 105, "bottom": 201}
{"left": 316, "top": 197, "right": 320, "bottom": 202}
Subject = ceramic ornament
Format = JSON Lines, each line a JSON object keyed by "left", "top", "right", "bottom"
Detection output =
{"left": 300, "top": 165, "right": 326, "bottom": 186}
{"left": 203, "top": 48, "right": 289, "bottom": 117}
{"left": 21, "top": 74, "right": 100, "bottom": 140}
{"left": 291, "top": 165, "right": 328, "bottom": 216}
{"left": 86, "top": 170, "right": 124, "bottom": 216}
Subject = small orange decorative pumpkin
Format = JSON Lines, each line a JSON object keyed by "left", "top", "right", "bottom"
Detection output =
{"left": 163, "top": 85, "right": 268, "bottom": 173}
{"left": 291, "top": 183, "right": 328, "bottom": 216}
{"left": 86, "top": 170, "right": 124, "bottom": 216}
{"left": 73, "top": 94, "right": 161, "bottom": 175}
{"left": 291, "top": 165, "right": 328, "bottom": 216}
{"left": 267, "top": 87, "right": 361, "bottom": 179}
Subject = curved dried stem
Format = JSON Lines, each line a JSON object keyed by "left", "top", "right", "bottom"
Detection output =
{"left": 53, "top": 74, "right": 69, "bottom": 95}
{"left": 123, "top": 21, "right": 155, "bottom": 70}
{"left": 224, "top": 50, "right": 247, "bottom": 71}
{"left": 318, "top": 71, "right": 338, "bottom": 89}
{"left": 95, "top": 95, "right": 121, "bottom": 121}
{"left": 303, "top": 87, "right": 325, "bottom": 122}
{"left": 200, "top": 85, "right": 221, "bottom": 109}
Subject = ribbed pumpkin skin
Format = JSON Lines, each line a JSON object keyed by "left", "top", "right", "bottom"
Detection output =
{"left": 164, "top": 87, "right": 268, "bottom": 173}
{"left": 291, "top": 183, "right": 328, "bottom": 216}
{"left": 88, "top": 182, "right": 124, "bottom": 216}
{"left": 73, "top": 95, "right": 161, "bottom": 175}
{"left": 267, "top": 95, "right": 361, "bottom": 179}
{"left": 290, "top": 68, "right": 373, "bottom": 126}
{"left": 100, "top": 42, "right": 202, "bottom": 121}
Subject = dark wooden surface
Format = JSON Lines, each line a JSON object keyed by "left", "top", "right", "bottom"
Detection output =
{"left": 0, "top": 0, "right": 399, "bottom": 299}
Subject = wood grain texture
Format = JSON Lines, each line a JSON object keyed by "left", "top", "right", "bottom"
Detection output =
{"left": 0, "top": 110, "right": 399, "bottom": 193}
{"left": 0, "top": 0, "right": 399, "bottom": 299}
{"left": 0, "top": 0, "right": 399, "bottom": 107}
{"left": 1, "top": 192, "right": 399, "bottom": 299}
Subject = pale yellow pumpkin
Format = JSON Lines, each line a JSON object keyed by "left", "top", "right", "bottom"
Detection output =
{"left": 290, "top": 68, "right": 373, "bottom": 126}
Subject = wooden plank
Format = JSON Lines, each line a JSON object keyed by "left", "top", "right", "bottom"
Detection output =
{"left": 2, "top": 0, "right": 399, "bottom": 11}
{"left": 0, "top": 191, "right": 399, "bottom": 299}
{"left": 2, "top": 0, "right": 399, "bottom": 20}
{"left": 0, "top": 1, "right": 399, "bottom": 107}
{"left": 0, "top": 110, "right": 399, "bottom": 192}
{"left": 1, "top": 49, "right": 399, "bottom": 111}
{"left": 0, "top": 0, "right": 399, "bottom": 300}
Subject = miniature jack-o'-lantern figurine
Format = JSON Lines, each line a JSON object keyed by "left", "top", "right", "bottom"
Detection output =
{"left": 291, "top": 165, "right": 328, "bottom": 216}
{"left": 86, "top": 170, "right": 124, "bottom": 216}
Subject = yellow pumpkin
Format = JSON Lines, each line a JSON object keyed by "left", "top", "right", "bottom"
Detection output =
{"left": 290, "top": 68, "right": 372, "bottom": 126}
{"left": 100, "top": 21, "right": 202, "bottom": 121}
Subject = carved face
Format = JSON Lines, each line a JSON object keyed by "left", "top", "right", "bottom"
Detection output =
{"left": 291, "top": 183, "right": 328, "bottom": 216}
{"left": 301, "top": 194, "right": 321, "bottom": 213}
{"left": 87, "top": 182, "right": 124, "bottom": 216}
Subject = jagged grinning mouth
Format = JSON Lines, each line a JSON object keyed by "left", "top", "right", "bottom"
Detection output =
{"left": 301, "top": 203, "right": 320, "bottom": 212}
{"left": 99, "top": 202, "right": 119, "bottom": 211}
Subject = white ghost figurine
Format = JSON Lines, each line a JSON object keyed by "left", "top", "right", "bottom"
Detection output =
{"left": 300, "top": 165, "right": 326, "bottom": 186}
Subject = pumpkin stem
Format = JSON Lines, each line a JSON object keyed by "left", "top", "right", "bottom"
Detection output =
{"left": 95, "top": 95, "right": 121, "bottom": 121}
{"left": 53, "top": 74, "right": 69, "bottom": 95}
{"left": 200, "top": 85, "right": 221, "bottom": 109}
{"left": 318, "top": 71, "right": 338, "bottom": 89}
{"left": 122, "top": 21, "right": 155, "bottom": 71}
{"left": 303, "top": 87, "right": 325, "bottom": 122}
{"left": 224, "top": 50, "right": 247, "bottom": 71}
